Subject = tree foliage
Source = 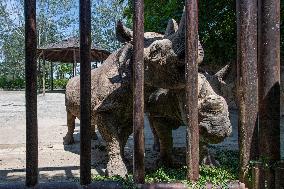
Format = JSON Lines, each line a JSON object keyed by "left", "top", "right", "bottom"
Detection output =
{"left": 92, "top": 0, "right": 126, "bottom": 52}
{"left": 0, "top": 0, "right": 126, "bottom": 89}
{"left": 123, "top": 0, "right": 284, "bottom": 68}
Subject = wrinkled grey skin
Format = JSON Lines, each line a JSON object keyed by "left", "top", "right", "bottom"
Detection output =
{"left": 146, "top": 74, "right": 232, "bottom": 166}
{"left": 64, "top": 10, "right": 231, "bottom": 176}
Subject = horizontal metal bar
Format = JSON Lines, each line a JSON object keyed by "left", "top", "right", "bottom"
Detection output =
{"left": 137, "top": 183, "right": 187, "bottom": 189}
{"left": 0, "top": 181, "right": 124, "bottom": 189}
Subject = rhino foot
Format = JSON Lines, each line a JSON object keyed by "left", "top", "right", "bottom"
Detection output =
{"left": 63, "top": 133, "right": 75, "bottom": 145}
{"left": 105, "top": 158, "right": 128, "bottom": 177}
{"left": 92, "top": 132, "right": 98, "bottom": 140}
{"left": 152, "top": 141, "right": 160, "bottom": 152}
{"left": 202, "top": 154, "right": 220, "bottom": 167}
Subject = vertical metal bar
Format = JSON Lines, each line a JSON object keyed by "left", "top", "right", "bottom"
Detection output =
{"left": 236, "top": 0, "right": 258, "bottom": 184}
{"left": 50, "top": 62, "right": 53, "bottom": 91}
{"left": 38, "top": 58, "right": 41, "bottom": 93}
{"left": 24, "top": 0, "right": 38, "bottom": 186}
{"left": 133, "top": 0, "right": 145, "bottom": 184}
{"left": 252, "top": 163, "right": 265, "bottom": 189}
{"left": 185, "top": 0, "right": 199, "bottom": 181}
{"left": 42, "top": 52, "right": 46, "bottom": 95}
{"left": 73, "top": 49, "right": 76, "bottom": 77}
{"left": 258, "top": 0, "right": 280, "bottom": 187}
{"left": 79, "top": 0, "right": 92, "bottom": 185}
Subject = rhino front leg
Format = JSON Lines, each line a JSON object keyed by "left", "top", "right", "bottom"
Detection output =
{"left": 97, "top": 113, "right": 128, "bottom": 177}
{"left": 152, "top": 117, "right": 174, "bottom": 167}
{"left": 148, "top": 116, "right": 160, "bottom": 152}
{"left": 63, "top": 110, "right": 75, "bottom": 145}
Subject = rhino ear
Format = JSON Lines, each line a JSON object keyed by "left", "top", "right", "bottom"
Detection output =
{"left": 165, "top": 19, "right": 178, "bottom": 37}
{"left": 116, "top": 20, "right": 133, "bottom": 43}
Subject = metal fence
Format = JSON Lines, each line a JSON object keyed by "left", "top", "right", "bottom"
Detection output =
{"left": 3, "top": 0, "right": 282, "bottom": 188}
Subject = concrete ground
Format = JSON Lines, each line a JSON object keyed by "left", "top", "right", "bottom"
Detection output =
{"left": 0, "top": 91, "right": 282, "bottom": 184}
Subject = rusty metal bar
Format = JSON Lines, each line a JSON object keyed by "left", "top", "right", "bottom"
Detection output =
{"left": 79, "top": 0, "right": 92, "bottom": 185}
{"left": 258, "top": 0, "right": 280, "bottom": 187}
{"left": 38, "top": 58, "right": 41, "bottom": 93}
{"left": 185, "top": 0, "right": 199, "bottom": 181}
{"left": 0, "top": 181, "right": 124, "bottom": 189}
{"left": 236, "top": 0, "right": 258, "bottom": 184}
{"left": 42, "top": 51, "right": 46, "bottom": 95}
{"left": 252, "top": 163, "right": 265, "bottom": 189}
{"left": 24, "top": 0, "right": 38, "bottom": 186}
{"left": 275, "top": 161, "right": 284, "bottom": 188}
{"left": 73, "top": 49, "right": 76, "bottom": 77}
{"left": 133, "top": 0, "right": 145, "bottom": 184}
{"left": 50, "top": 62, "right": 53, "bottom": 91}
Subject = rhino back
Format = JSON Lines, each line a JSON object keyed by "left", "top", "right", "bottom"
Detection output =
{"left": 65, "top": 52, "right": 132, "bottom": 118}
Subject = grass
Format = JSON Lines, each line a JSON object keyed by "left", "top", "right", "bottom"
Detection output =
{"left": 91, "top": 149, "right": 239, "bottom": 188}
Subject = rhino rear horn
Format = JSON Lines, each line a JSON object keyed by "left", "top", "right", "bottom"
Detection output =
{"left": 165, "top": 19, "right": 178, "bottom": 37}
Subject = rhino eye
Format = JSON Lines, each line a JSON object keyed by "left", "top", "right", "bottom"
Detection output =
{"left": 149, "top": 44, "right": 161, "bottom": 59}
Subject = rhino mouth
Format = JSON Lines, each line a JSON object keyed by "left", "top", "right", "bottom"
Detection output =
{"left": 199, "top": 95, "right": 232, "bottom": 144}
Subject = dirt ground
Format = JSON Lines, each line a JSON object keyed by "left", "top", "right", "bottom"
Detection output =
{"left": 0, "top": 91, "right": 282, "bottom": 184}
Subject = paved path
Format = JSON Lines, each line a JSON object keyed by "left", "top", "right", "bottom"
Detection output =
{"left": 0, "top": 91, "right": 283, "bottom": 184}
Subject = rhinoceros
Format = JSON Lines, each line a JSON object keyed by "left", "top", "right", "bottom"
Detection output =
{"left": 64, "top": 10, "right": 231, "bottom": 176}
{"left": 146, "top": 73, "right": 231, "bottom": 166}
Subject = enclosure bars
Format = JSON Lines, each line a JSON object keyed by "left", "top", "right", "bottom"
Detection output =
{"left": 133, "top": 0, "right": 145, "bottom": 183}
{"left": 236, "top": 0, "right": 281, "bottom": 187}
{"left": 25, "top": 0, "right": 38, "bottom": 186}
{"left": 23, "top": 0, "right": 281, "bottom": 188}
{"left": 79, "top": 0, "right": 92, "bottom": 185}
{"left": 257, "top": 0, "right": 280, "bottom": 187}
{"left": 236, "top": 0, "right": 258, "bottom": 185}
{"left": 185, "top": 0, "right": 199, "bottom": 181}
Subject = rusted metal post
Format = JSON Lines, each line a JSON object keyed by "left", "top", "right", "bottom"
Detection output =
{"left": 236, "top": 0, "right": 258, "bottom": 185}
{"left": 258, "top": 0, "right": 280, "bottom": 187}
{"left": 79, "top": 0, "right": 92, "bottom": 185}
{"left": 42, "top": 51, "right": 46, "bottom": 95}
{"left": 73, "top": 49, "right": 77, "bottom": 77}
{"left": 24, "top": 0, "right": 38, "bottom": 186}
{"left": 133, "top": 0, "right": 145, "bottom": 184}
{"left": 252, "top": 162, "right": 265, "bottom": 189}
{"left": 50, "top": 62, "right": 53, "bottom": 91}
{"left": 275, "top": 161, "right": 284, "bottom": 188}
{"left": 38, "top": 59, "right": 41, "bottom": 93}
{"left": 185, "top": 0, "right": 199, "bottom": 182}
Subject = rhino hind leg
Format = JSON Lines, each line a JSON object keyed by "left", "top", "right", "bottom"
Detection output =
{"left": 63, "top": 110, "right": 76, "bottom": 145}
{"left": 200, "top": 143, "right": 220, "bottom": 166}
{"left": 91, "top": 124, "right": 98, "bottom": 140}
{"left": 97, "top": 113, "right": 128, "bottom": 177}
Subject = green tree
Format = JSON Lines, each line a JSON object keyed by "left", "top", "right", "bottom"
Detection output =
{"left": 0, "top": 0, "right": 77, "bottom": 89}
{"left": 91, "top": 0, "right": 127, "bottom": 52}
{"left": 123, "top": 0, "right": 283, "bottom": 69}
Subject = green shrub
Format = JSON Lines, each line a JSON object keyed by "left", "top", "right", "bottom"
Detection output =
{"left": 0, "top": 76, "right": 25, "bottom": 90}
{"left": 90, "top": 149, "right": 239, "bottom": 188}
{"left": 53, "top": 79, "right": 69, "bottom": 89}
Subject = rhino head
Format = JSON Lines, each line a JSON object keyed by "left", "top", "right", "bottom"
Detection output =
{"left": 116, "top": 10, "right": 204, "bottom": 89}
